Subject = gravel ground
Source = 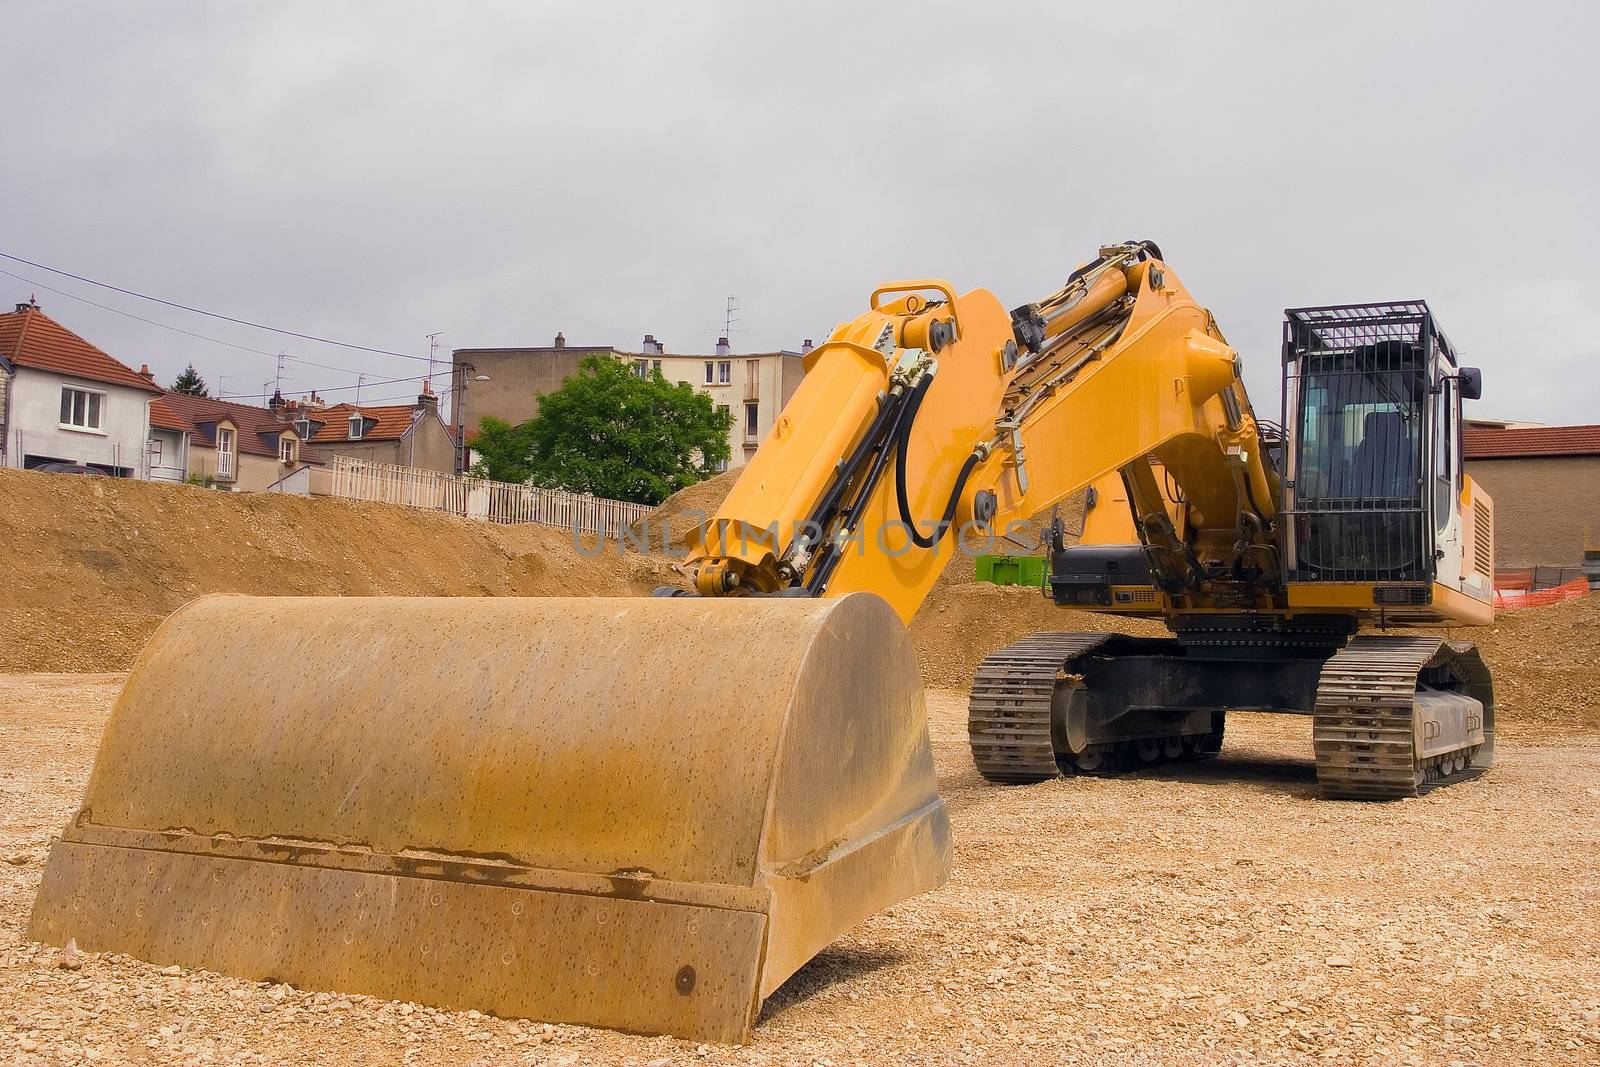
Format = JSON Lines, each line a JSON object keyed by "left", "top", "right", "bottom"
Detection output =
{"left": 3, "top": 672, "right": 1598, "bottom": 1066}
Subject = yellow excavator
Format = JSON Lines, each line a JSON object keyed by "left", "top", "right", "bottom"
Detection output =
{"left": 31, "top": 242, "right": 1495, "bottom": 1044}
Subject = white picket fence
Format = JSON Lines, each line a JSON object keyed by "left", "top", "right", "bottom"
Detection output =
{"left": 326, "top": 455, "right": 652, "bottom": 537}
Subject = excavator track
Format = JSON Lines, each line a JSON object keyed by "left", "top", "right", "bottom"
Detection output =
{"left": 1312, "top": 636, "right": 1494, "bottom": 800}
{"left": 968, "top": 633, "right": 1113, "bottom": 782}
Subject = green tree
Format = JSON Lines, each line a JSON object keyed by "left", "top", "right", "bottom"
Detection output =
{"left": 521, "top": 355, "right": 732, "bottom": 504}
{"left": 171, "top": 363, "right": 209, "bottom": 397}
{"left": 468, "top": 415, "right": 538, "bottom": 483}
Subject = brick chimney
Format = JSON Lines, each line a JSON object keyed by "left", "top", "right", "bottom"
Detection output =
{"left": 268, "top": 389, "right": 289, "bottom": 418}
{"left": 416, "top": 379, "right": 439, "bottom": 413}
{"left": 642, "top": 334, "right": 664, "bottom": 355}
{"left": 137, "top": 363, "right": 156, "bottom": 383}
{"left": 554, "top": 332, "right": 566, "bottom": 348}
{"left": 800, "top": 338, "right": 814, "bottom": 355}
{"left": 715, "top": 336, "right": 730, "bottom": 357}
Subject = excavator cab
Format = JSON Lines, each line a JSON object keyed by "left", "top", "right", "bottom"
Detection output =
{"left": 1281, "top": 301, "right": 1479, "bottom": 590}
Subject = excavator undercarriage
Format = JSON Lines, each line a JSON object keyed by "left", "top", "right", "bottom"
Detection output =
{"left": 970, "top": 618, "right": 1493, "bottom": 799}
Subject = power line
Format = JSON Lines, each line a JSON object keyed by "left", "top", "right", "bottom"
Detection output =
{"left": 215, "top": 366, "right": 456, "bottom": 402}
{"left": 0, "top": 265, "right": 385, "bottom": 378}
{"left": 2, "top": 256, "right": 457, "bottom": 409}
{"left": 0, "top": 249, "right": 432, "bottom": 363}
{"left": 348, "top": 389, "right": 436, "bottom": 406}
{"left": 2, "top": 263, "right": 453, "bottom": 402}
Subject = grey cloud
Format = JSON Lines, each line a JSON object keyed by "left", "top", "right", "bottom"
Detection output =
{"left": 2, "top": 0, "right": 1595, "bottom": 421}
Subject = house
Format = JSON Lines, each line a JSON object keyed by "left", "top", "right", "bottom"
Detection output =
{"left": 451, "top": 333, "right": 809, "bottom": 473}
{"left": 160, "top": 392, "right": 324, "bottom": 493}
{"left": 305, "top": 383, "right": 458, "bottom": 474}
{"left": 0, "top": 300, "right": 163, "bottom": 475}
{"left": 1463, "top": 422, "right": 1600, "bottom": 568}
{"left": 146, "top": 395, "right": 192, "bottom": 483}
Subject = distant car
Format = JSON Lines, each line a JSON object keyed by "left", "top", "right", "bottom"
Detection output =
{"left": 34, "top": 462, "right": 106, "bottom": 476}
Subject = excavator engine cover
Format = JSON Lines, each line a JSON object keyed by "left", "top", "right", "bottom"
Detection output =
{"left": 29, "top": 593, "right": 950, "bottom": 1043}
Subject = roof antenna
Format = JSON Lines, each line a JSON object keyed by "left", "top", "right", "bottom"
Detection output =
{"left": 701, "top": 294, "right": 746, "bottom": 344}
{"left": 425, "top": 331, "right": 444, "bottom": 380}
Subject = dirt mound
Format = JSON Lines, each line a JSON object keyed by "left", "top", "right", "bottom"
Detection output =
{"left": 910, "top": 581, "right": 1164, "bottom": 688}
{"left": 2, "top": 468, "right": 1594, "bottom": 739}
{"left": 0, "top": 469, "right": 664, "bottom": 672}
{"left": 629, "top": 468, "right": 740, "bottom": 550}
{"left": 1457, "top": 592, "right": 1600, "bottom": 735}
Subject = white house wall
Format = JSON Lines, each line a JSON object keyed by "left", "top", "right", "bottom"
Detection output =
{"left": 147, "top": 428, "right": 188, "bottom": 483}
{"left": 264, "top": 464, "right": 311, "bottom": 495}
{"left": 5, "top": 367, "right": 151, "bottom": 474}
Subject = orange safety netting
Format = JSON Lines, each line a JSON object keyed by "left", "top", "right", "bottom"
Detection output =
{"left": 1493, "top": 578, "right": 1592, "bottom": 610}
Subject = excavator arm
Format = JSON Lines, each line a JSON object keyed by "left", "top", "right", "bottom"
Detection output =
{"left": 689, "top": 242, "right": 1283, "bottom": 620}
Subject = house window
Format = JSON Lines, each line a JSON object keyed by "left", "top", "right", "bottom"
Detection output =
{"left": 348, "top": 414, "right": 364, "bottom": 441}
{"left": 59, "top": 387, "right": 104, "bottom": 431}
{"left": 652, "top": 359, "right": 662, "bottom": 376}
{"left": 633, "top": 359, "right": 648, "bottom": 378}
{"left": 745, "top": 401, "right": 759, "bottom": 438}
{"left": 704, "top": 361, "right": 714, "bottom": 385}
{"left": 718, "top": 360, "right": 731, "bottom": 384}
{"left": 279, "top": 436, "right": 298, "bottom": 464}
{"left": 216, "top": 427, "right": 236, "bottom": 477}
{"left": 747, "top": 359, "right": 759, "bottom": 383}
{"left": 148, "top": 437, "right": 163, "bottom": 464}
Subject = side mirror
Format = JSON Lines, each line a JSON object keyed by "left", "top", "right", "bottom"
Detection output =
{"left": 1458, "top": 366, "right": 1483, "bottom": 401}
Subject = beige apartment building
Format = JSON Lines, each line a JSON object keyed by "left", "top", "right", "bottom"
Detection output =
{"left": 452, "top": 334, "right": 810, "bottom": 471}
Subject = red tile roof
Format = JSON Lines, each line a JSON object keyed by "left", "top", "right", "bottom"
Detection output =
{"left": 148, "top": 396, "right": 193, "bottom": 433}
{"left": 0, "top": 304, "right": 163, "bottom": 393}
{"left": 1465, "top": 425, "right": 1600, "bottom": 460}
{"left": 1463, "top": 424, "right": 1600, "bottom": 459}
{"left": 309, "top": 402, "right": 422, "bottom": 443}
{"left": 160, "top": 393, "right": 324, "bottom": 462}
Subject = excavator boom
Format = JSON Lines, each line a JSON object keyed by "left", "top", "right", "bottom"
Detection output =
{"left": 690, "top": 242, "right": 1280, "bottom": 620}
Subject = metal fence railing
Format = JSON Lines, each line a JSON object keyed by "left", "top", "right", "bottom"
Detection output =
{"left": 326, "top": 455, "right": 652, "bottom": 538}
{"left": 2, "top": 427, "right": 148, "bottom": 476}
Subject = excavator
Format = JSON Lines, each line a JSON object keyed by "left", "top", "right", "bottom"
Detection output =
{"left": 31, "top": 241, "right": 1495, "bottom": 1045}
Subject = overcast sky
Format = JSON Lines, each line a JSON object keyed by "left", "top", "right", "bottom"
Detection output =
{"left": 3, "top": 1, "right": 1596, "bottom": 423}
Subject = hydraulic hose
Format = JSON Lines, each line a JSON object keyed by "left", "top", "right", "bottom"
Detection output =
{"left": 892, "top": 374, "right": 984, "bottom": 550}
{"left": 803, "top": 375, "right": 929, "bottom": 594}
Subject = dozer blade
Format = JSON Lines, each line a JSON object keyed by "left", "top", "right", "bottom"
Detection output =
{"left": 29, "top": 593, "right": 950, "bottom": 1043}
